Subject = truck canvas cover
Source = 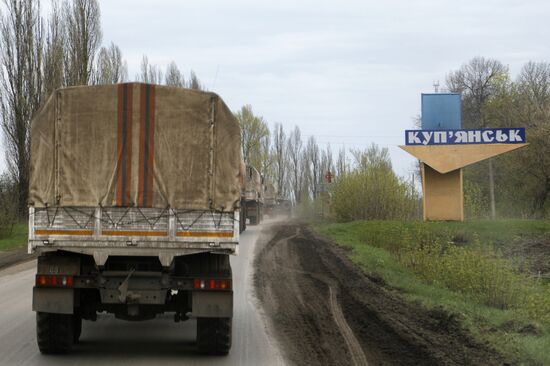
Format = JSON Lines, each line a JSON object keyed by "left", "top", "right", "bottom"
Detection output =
{"left": 29, "top": 83, "right": 241, "bottom": 211}
{"left": 244, "top": 166, "right": 262, "bottom": 201}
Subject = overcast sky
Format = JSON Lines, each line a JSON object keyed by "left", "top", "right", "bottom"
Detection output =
{"left": 2, "top": 0, "right": 549, "bottom": 176}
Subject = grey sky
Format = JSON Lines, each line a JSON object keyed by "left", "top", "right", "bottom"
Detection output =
{"left": 2, "top": 0, "right": 549, "bottom": 176}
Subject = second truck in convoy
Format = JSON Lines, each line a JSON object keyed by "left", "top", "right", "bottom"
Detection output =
{"left": 29, "top": 83, "right": 242, "bottom": 355}
{"left": 243, "top": 165, "right": 263, "bottom": 225}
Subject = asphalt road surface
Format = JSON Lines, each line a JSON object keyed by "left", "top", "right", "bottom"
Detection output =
{"left": 0, "top": 224, "right": 284, "bottom": 366}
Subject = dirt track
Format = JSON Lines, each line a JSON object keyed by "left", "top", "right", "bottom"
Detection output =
{"left": 254, "top": 222, "right": 505, "bottom": 366}
{"left": 0, "top": 247, "right": 35, "bottom": 271}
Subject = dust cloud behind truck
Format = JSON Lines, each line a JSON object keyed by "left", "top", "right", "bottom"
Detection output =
{"left": 29, "top": 83, "right": 242, "bottom": 355}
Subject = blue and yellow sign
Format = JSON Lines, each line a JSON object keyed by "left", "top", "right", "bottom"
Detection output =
{"left": 400, "top": 93, "right": 528, "bottom": 221}
{"left": 405, "top": 128, "right": 526, "bottom": 146}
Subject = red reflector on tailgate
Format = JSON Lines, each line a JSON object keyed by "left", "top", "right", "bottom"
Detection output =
{"left": 35, "top": 275, "right": 74, "bottom": 288}
{"left": 193, "top": 278, "right": 231, "bottom": 290}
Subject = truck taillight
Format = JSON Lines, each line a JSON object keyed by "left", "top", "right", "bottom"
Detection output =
{"left": 193, "top": 278, "right": 231, "bottom": 290}
{"left": 35, "top": 275, "right": 74, "bottom": 288}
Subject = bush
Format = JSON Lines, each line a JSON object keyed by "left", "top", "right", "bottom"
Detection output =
{"left": 331, "top": 146, "right": 420, "bottom": 221}
{"left": 355, "top": 221, "right": 550, "bottom": 321}
{"left": 0, "top": 174, "right": 18, "bottom": 239}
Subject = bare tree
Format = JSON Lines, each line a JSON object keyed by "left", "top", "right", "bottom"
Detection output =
{"left": 137, "top": 55, "right": 162, "bottom": 84}
{"left": 63, "top": 0, "right": 102, "bottom": 86}
{"left": 287, "top": 126, "right": 304, "bottom": 203}
{"left": 305, "top": 136, "right": 320, "bottom": 198}
{"left": 446, "top": 57, "right": 508, "bottom": 219}
{"left": 188, "top": 70, "right": 202, "bottom": 90}
{"left": 446, "top": 57, "right": 508, "bottom": 128}
{"left": 271, "top": 123, "right": 287, "bottom": 197}
{"left": 165, "top": 61, "right": 185, "bottom": 87}
{"left": 320, "top": 144, "right": 333, "bottom": 183}
{"left": 42, "top": 0, "right": 64, "bottom": 97}
{"left": 259, "top": 132, "right": 272, "bottom": 182}
{"left": 516, "top": 61, "right": 550, "bottom": 124}
{"left": 513, "top": 62, "right": 550, "bottom": 214}
{"left": 336, "top": 147, "right": 347, "bottom": 178}
{"left": 95, "top": 42, "right": 127, "bottom": 84}
{"left": 0, "top": 0, "right": 44, "bottom": 215}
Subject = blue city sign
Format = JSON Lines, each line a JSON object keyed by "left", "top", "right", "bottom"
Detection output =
{"left": 421, "top": 93, "right": 461, "bottom": 130}
{"left": 405, "top": 128, "right": 526, "bottom": 146}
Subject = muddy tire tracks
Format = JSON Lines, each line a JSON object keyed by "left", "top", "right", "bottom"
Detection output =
{"left": 273, "top": 229, "right": 369, "bottom": 366}
{"left": 254, "top": 222, "right": 507, "bottom": 366}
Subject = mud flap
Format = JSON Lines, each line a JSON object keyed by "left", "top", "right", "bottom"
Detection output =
{"left": 192, "top": 291, "right": 233, "bottom": 318}
{"left": 33, "top": 287, "right": 74, "bottom": 314}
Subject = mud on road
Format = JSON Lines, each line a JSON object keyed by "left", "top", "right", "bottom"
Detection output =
{"left": 254, "top": 222, "right": 505, "bottom": 366}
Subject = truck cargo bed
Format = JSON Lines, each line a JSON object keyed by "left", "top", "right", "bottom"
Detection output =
{"left": 29, "top": 207, "right": 239, "bottom": 266}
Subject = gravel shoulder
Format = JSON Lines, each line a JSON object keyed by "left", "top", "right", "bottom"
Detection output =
{"left": 254, "top": 222, "right": 506, "bottom": 366}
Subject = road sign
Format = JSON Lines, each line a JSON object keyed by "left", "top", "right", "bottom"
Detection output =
{"left": 405, "top": 128, "right": 526, "bottom": 146}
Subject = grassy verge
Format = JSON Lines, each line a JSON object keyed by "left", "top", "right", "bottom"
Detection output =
{"left": 314, "top": 220, "right": 550, "bottom": 366}
{"left": 0, "top": 223, "right": 28, "bottom": 251}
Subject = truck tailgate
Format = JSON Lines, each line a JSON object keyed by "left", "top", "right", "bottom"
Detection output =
{"left": 29, "top": 207, "right": 239, "bottom": 266}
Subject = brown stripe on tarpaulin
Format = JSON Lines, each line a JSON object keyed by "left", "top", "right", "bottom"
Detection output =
{"left": 116, "top": 83, "right": 133, "bottom": 206}
{"left": 138, "top": 84, "right": 156, "bottom": 207}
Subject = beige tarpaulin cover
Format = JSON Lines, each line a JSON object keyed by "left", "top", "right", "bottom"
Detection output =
{"left": 264, "top": 183, "right": 277, "bottom": 200}
{"left": 29, "top": 83, "right": 242, "bottom": 211}
{"left": 245, "top": 166, "right": 262, "bottom": 193}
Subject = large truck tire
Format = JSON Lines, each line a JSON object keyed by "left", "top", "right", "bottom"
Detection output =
{"left": 247, "top": 202, "right": 260, "bottom": 225}
{"left": 73, "top": 315, "right": 82, "bottom": 343}
{"left": 36, "top": 312, "right": 74, "bottom": 354}
{"left": 197, "top": 317, "right": 232, "bottom": 355}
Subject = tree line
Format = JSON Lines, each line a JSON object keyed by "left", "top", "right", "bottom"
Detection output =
{"left": 238, "top": 57, "right": 550, "bottom": 221}
{"left": 236, "top": 104, "right": 421, "bottom": 221}
{"left": 2, "top": 1, "right": 547, "bottom": 226}
{"left": 446, "top": 57, "right": 550, "bottom": 218}
{"left": 0, "top": 0, "right": 204, "bottom": 219}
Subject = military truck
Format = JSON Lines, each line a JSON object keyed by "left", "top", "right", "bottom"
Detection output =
{"left": 238, "top": 161, "right": 247, "bottom": 233}
{"left": 263, "top": 183, "right": 277, "bottom": 217}
{"left": 243, "top": 166, "right": 263, "bottom": 225}
{"left": 275, "top": 198, "right": 292, "bottom": 217}
{"left": 29, "top": 83, "right": 242, "bottom": 355}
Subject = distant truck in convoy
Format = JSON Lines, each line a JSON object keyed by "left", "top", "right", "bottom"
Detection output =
{"left": 238, "top": 161, "right": 247, "bottom": 233}
{"left": 28, "top": 83, "right": 242, "bottom": 355}
{"left": 275, "top": 198, "right": 293, "bottom": 217}
{"left": 243, "top": 165, "right": 263, "bottom": 225}
{"left": 263, "top": 183, "right": 277, "bottom": 216}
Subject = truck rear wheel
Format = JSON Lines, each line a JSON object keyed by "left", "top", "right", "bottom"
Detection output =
{"left": 73, "top": 315, "right": 82, "bottom": 343}
{"left": 36, "top": 312, "right": 74, "bottom": 354}
{"left": 196, "top": 317, "right": 232, "bottom": 355}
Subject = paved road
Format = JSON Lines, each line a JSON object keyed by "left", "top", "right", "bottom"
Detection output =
{"left": 0, "top": 224, "right": 284, "bottom": 366}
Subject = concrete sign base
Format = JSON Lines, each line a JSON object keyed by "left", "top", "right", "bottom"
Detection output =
{"left": 421, "top": 164, "right": 463, "bottom": 221}
{"left": 401, "top": 143, "right": 527, "bottom": 221}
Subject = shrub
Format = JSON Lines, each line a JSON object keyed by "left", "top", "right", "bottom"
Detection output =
{"left": 355, "top": 221, "right": 550, "bottom": 321}
{"left": 0, "top": 174, "right": 18, "bottom": 239}
{"left": 331, "top": 146, "right": 420, "bottom": 221}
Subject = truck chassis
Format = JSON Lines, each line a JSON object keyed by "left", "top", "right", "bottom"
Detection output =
{"left": 30, "top": 207, "right": 239, "bottom": 354}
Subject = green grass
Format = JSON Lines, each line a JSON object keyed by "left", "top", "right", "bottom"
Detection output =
{"left": 0, "top": 223, "right": 28, "bottom": 251}
{"left": 314, "top": 219, "right": 550, "bottom": 366}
